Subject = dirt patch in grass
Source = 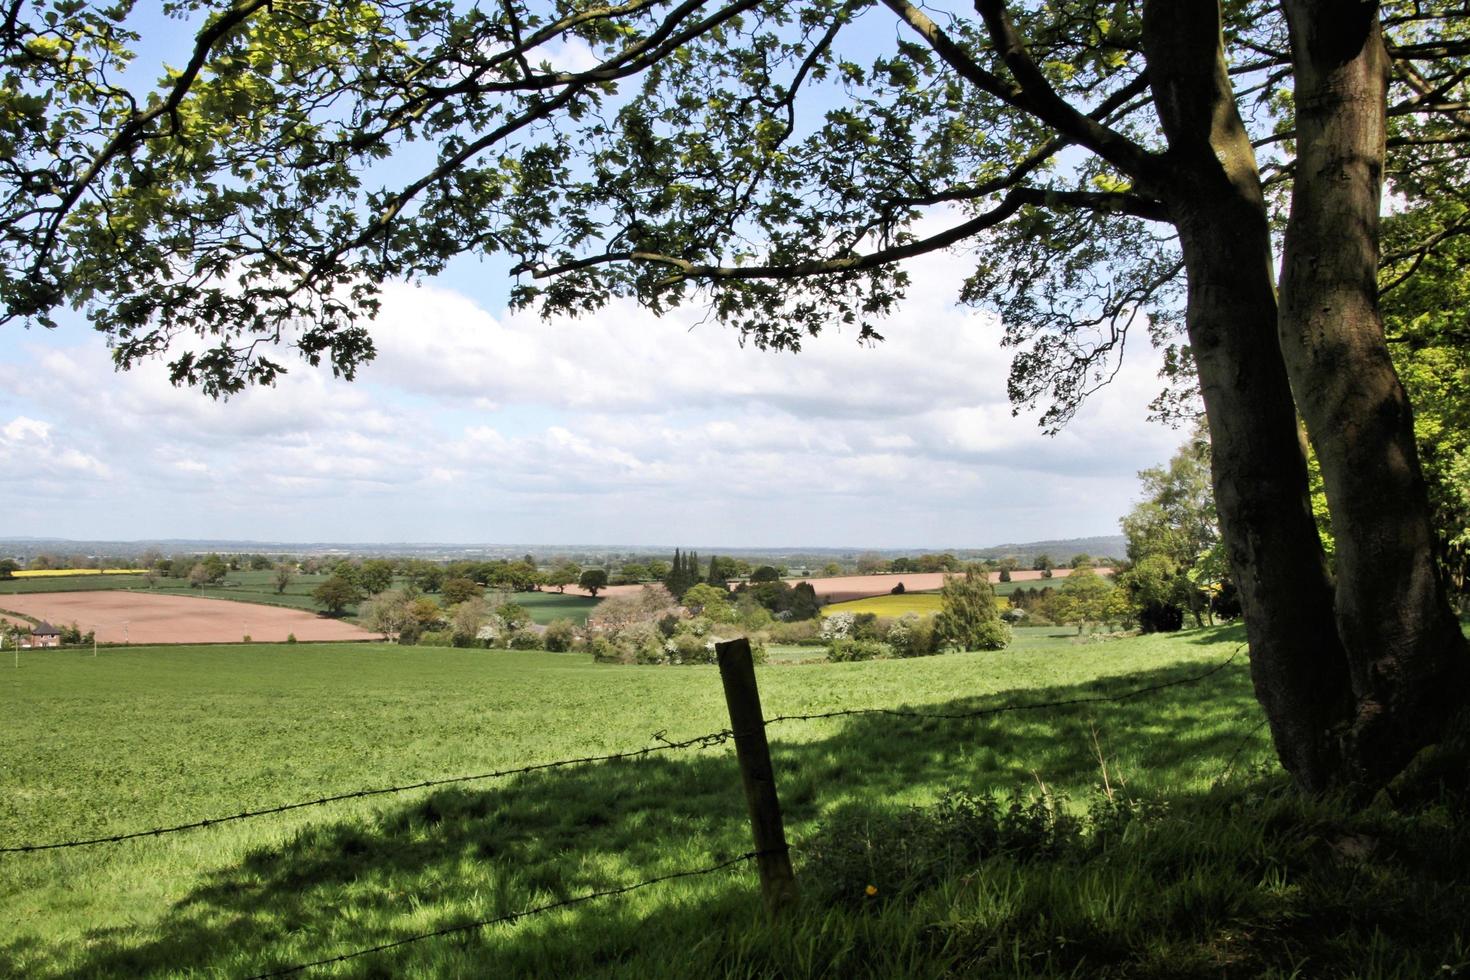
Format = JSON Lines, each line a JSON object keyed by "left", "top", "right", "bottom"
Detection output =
{"left": 0, "top": 591, "right": 376, "bottom": 644}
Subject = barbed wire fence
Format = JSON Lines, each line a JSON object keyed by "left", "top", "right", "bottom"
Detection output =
{"left": 3, "top": 643, "right": 1250, "bottom": 975}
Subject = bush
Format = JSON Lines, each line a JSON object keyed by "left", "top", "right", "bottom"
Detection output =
{"left": 951, "top": 617, "right": 1012, "bottom": 652}
{"left": 667, "top": 632, "right": 713, "bottom": 664}
{"left": 826, "top": 638, "right": 894, "bottom": 662}
{"left": 588, "top": 636, "right": 618, "bottom": 663}
{"left": 507, "top": 629, "right": 542, "bottom": 650}
{"left": 543, "top": 618, "right": 577, "bottom": 652}
{"left": 616, "top": 621, "right": 666, "bottom": 664}
{"left": 416, "top": 629, "right": 455, "bottom": 647}
{"left": 767, "top": 618, "right": 823, "bottom": 645}
{"left": 820, "top": 612, "right": 855, "bottom": 641}
{"left": 286, "top": 633, "right": 297, "bottom": 644}
{"left": 886, "top": 615, "right": 939, "bottom": 658}
{"left": 851, "top": 612, "right": 881, "bottom": 640}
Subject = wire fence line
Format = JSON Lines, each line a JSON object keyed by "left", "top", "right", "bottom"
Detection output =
{"left": 1, "top": 649, "right": 1245, "bottom": 855}
{"left": 0, "top": 728, "right": 736, "bottom": 854}
{"left": 243, "top": 849, "right": 766, "bottom": 979}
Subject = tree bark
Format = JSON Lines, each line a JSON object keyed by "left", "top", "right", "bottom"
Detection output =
{"left": 1278, "top": 0, "right": 1470, "bottom": 788}
{"left": 1142, "top": 0, "right": 1355, "bottom": 793}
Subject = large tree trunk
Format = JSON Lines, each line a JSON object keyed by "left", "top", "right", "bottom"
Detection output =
{"left": 1278, "top": 1, "right": 1470, "bottom": 788}
{"left": 1142, "top": 0, "right": 1355, "bottom": 793}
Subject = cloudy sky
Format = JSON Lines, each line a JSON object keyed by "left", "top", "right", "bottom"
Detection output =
{"left": 0, "top": 234, "right": 1188, "bottom": 549}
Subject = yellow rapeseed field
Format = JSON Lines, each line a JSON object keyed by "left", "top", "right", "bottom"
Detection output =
{"left": 12, "top": 568, "right": 145, "bottom": 578}
{"left": 820, "top": 593, "right": 1009, "bottom": 617}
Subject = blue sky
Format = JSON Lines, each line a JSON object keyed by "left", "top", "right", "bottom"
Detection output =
{"left": 0, "top": 6, "right": 1189, "bottom": 549}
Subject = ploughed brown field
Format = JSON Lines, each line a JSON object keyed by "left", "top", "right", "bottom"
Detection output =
{"left": 567, "top": 567, "right": 1100, "bottom": 601}
{"left": 0, "top": 592, "right": 376, "bottom": 644}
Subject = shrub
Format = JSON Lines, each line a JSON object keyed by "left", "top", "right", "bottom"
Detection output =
{"left": 588, "top": 636, "right": 618, "bottom": 663}
{"left": 417, "top": 629, "right": 455, "bottom": 647}
{"left": 851, "top": 612, "right": 881, "bottom": 640}
{"left": 286, "top": 633, "right": 297, "bottom": 644}
{"left": 886, "top": 614, "right": 939, "bottom": 658}
{"left": 616, "top": 622, "right": 666, "bottom": 664}
{"left": 959, "top": 618, "right": 1012, "bottom": 652}
{"left": 507, "top": 629, "right": 542, "bottom": 650}
{"left": 543, "top": 619, "right": 577, "bottom": 652}
{"left": 826, "top": 638, "right": 894, "bottom": 662}
{"left": 667, "top": 632, "right": 712, "bottom": 664}
{"left": 768, "top": 618, "right": 822, "bottom": 645}
{"left": 820, "top": 612, "right": 854, "bottom": 641}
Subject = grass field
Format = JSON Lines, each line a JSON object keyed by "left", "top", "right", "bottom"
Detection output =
{"left": 3, "top": 627, "right": 1465, "bottom": 977}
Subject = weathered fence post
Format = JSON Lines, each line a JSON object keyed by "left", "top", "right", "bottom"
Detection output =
{"left": 715, "top": 637, "right": 799, "bottom": 921}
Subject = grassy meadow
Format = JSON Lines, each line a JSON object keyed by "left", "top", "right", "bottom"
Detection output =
{"left": 4, "top": 628, "right": 1467, "bottom": 978}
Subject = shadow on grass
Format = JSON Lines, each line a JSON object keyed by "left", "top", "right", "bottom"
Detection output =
{"left": 10, "top": 631, "right": 1291, "bottom": 978}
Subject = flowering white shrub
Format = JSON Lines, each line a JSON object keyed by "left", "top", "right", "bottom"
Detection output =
{"left": 820, "top": 613, "right": 854, "bottom": 641}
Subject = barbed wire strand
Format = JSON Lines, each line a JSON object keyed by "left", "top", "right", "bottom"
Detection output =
{"left": 245, "top": 850, "right": 763, "bottom": 979}
{"left": 0, "top": 728, "right": 734, "bottom": 854}
{"left": 764, "top": 646, "right": 1244, "bottom": 725}
{"left": 1213, "top": 717, "right": 1273, "bottom": 787}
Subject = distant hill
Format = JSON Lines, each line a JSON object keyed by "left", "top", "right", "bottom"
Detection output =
{"left": 0, "top": 534, "right": 1127, "bottom": 565}
{"left": 956, "top": 535, "right": 1127, "bottom": 564}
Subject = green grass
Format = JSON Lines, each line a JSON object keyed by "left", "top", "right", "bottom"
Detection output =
{"left": 3, "top": 627, "right": 1466, "bottom": 978}
{"left": 498, "top": 590, "right": 601, "bottom": 625}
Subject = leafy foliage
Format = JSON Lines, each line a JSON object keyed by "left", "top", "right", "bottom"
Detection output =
{"left": 934, "top": 566, "right": 1010, "bottom": 651}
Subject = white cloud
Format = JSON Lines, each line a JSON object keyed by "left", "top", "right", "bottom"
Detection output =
{"left": 0, "top": 415, "right": 111, "bottom": 481}
{"left": 0, "top": 241, "right": 1186, "bottom": 545}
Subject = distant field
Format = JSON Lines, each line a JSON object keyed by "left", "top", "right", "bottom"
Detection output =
{"left": 500, "top": 591, "right": 600, "bottom": 625}
{"left": 0, "top": 591, "right": 376, "bottom": 644}
{"left": 821, "top": 593, "right": 945, "bottom": 617}
{"left": 821, "top": 592, "right": 1021, "bottom": 617}
{"left": 0, "top": 573, "right": 170, "bottom": 594}
{"left": 1, "top": 570, "right": 598, "bottom": 624}
{"left": 10, "top": 569, "right": 144, "bottom": 578}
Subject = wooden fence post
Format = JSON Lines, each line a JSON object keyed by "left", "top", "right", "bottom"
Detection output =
{"left": 715, "top": 637, "right": 799, "bottom": 921}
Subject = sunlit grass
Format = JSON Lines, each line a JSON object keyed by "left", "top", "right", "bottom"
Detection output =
{"left": 3, "top": 627, "right": 1465, "bottom": 978}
